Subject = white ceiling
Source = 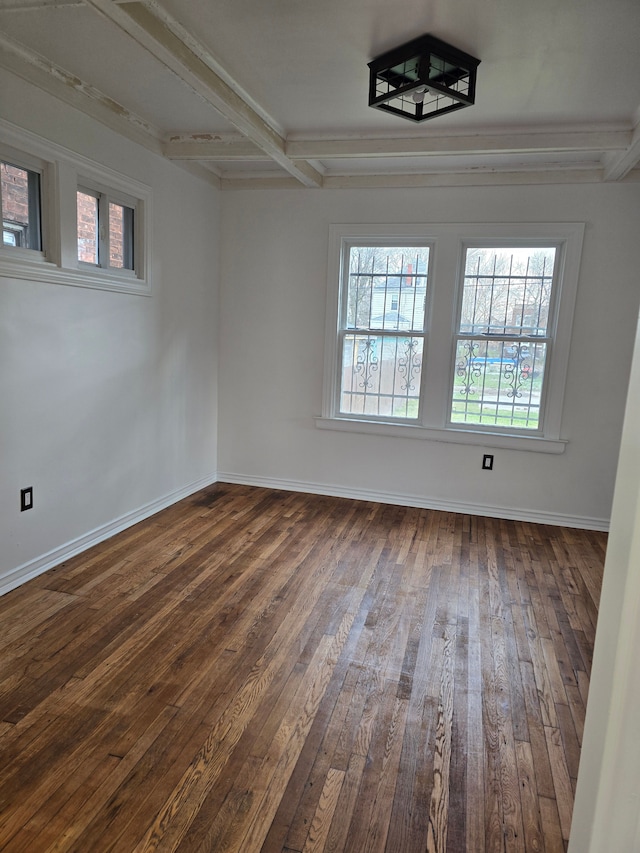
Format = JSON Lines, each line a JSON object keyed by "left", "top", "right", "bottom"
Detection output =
{"left": 1, "top": 0, "right": 639, "bottom": 188}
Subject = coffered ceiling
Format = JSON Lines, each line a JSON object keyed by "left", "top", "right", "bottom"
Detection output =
{"left": 1, "top": 0, "right": 639, "bottom": 189}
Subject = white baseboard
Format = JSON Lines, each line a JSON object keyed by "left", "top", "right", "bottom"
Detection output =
{"left": 217, "top": 471, "right": 609, "bottom": 532}
{"left": 3, "top": 469, "right": 608, "bottom": 598}
{"left": 0, "top": 473, "right": 218, "bottom": 597}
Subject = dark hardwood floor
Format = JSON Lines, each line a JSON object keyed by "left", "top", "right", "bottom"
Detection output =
{"left": 0, "top": 484, "right": 605, "bottom": 852}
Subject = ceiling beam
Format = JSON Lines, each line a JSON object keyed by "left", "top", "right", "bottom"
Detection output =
{"left": 308, "top": 169, "right": 609, "bottom": 190}
{"left": 82, "top": 0, "right": 323, "bottom": 187}
{"left": 161, "top": 129, "right": 630, "bottom": 164}
{"left": 221, "top": 176, "right": 304, "bottom": 191}
{"left": 220, "top": 168, "right": 613, "bottom": 191}
{"left": 0, "top": 0, "right": 82, "bottom": 9}
{"left": 0, "top": 0, "right": 138, "bottom": 9}
{"left": 603, "top": 122, "right": 640, "bottom": 181}
{"left": 286, "top": 130, "right": 631, "bottom": 161}
{"left": 0, "top": 31, "right": 164, "bottom": 155}
{"left": 163, "top": 136, "right": 269, "bottom": 161}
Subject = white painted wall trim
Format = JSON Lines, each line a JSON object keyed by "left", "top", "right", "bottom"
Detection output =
{"left": 315, "top": 417, "right": 567, "bottom": 453}
{"left": 217, "top": 472, "right": 608, "bottom": 531}
{"left": 0, "top": 118, "right": 153, "bottom": 294}
{"left": 0, "top": 473, "right": 218, "bottom": 597}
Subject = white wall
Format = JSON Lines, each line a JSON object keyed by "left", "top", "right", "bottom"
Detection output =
{"left": 0, "top": 70, "right": 220, "bottom": 591}
{"left": 568, "top": 305, "right": 640, "bottom": 851}
{"left": 219, "top": 182, "right": 640, "bottom": 527}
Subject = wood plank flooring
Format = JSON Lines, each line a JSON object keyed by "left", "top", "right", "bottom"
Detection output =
{"left": 0, "top": 484, "right": 606, "bottom": 852}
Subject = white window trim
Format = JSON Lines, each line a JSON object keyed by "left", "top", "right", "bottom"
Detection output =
{"left": 317, "top": 222, "right": 585, "bottom": 454}
{"left": 0, "top": 119, "right": 151, "bottom": 296}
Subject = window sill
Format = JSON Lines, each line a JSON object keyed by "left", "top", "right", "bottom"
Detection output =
{"left": 314, "top": 417, "right": 567, "bottom": 454}
{"left": 0, "top": 251, "right": 150, "bottom": 296}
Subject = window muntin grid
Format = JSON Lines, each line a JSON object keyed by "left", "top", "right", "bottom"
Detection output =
{"left": 339, "top": 245, "right": 429, "bottom": 420}
{"left": 450, "top": 246, "right": 558, "bottom": 431}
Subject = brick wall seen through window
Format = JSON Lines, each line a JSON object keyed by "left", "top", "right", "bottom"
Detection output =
{"left": 77, "top": 191, "right": 128, "bottom": 268}
{"left": 1, "top": 161, "right": 41, "bottom": 250}
{"left": 2, "top": 163, "right": 29, "bottom": 222}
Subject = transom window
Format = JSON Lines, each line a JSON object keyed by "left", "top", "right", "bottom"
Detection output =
{"left": 77, "top": 187, "right": 135, "bottom": 272}
{"left": 321, "top": 224, "right": 584, "bottom": 452}
{"left": 0, "top": 122, "right": 151, "bottom": 295}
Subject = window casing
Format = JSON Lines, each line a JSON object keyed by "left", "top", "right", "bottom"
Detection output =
{"left": 0, "top": 120, "right": 150, "bottom": 296}
{"left": 319, "top": 223, "right": 585, "bottom": 453}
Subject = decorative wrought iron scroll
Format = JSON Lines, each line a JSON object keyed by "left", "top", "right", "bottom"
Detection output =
{"left": 502, "top": 342, "right": 533, "bottom": 399}
{"left": 456, "top": 340, "right": 534, "bottom": 400}
{"left": 354, "top": 338, "right": 379, "bottom": 389}
{"left": 397, "top": 337, "right": 422, "bottom": 392}
{"left": 456, "top": 340, "right": 482, "bottom": 396}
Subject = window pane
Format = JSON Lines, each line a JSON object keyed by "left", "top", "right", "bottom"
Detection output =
{"left": 340, "top": 333, "right": 423, "bottom": 419}
{"left": 109, "top": 201, "right": 134, "bottom": 270}
{"left": 346, "top": 246, "right": 428, "bottom": 332}
{"left": 451, "top": 339, "right": 546, "bottom": 429}
{"left": 77, "top": 191, "right": 99, "bottom": 264}
{"left": 1, "top": 161, "right": 41, "bottom": 250}
{"left": 460, "top": 247, "right": 556, "bottom": 335}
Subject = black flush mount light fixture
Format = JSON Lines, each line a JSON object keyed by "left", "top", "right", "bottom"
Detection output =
{"left": 368, "top": 34, "right": 480, "bottom": 122}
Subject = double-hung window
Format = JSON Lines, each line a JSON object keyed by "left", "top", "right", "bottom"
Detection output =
{"left": 320, "top": 223, "right": 584, "bottom": 452}
{"left": 338, "top": 243, "right": 430, "bottom": 420}
{"left": 451, "top": 245, "right": 556, "bottom": 431}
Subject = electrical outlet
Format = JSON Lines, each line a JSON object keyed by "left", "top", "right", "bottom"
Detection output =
{"left": 20, "top": 487, "right": 33, "bottom": 512}
{"left": 482, "top": 454, "right": 494, "bottom": 471}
